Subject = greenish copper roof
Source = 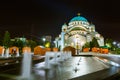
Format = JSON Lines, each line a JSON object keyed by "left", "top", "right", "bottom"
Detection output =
{"left": 70, "top": 16, "right": 88, "bottom": 22}
{"left": 100, "top": 46, "right": 109, "bottom": 48}
{"left": 71, "top": 27, "right": 85, "bottom": 31}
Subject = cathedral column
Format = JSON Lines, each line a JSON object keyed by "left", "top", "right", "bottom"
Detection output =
{"left": 54, "top": 38, "right": 59, "bottom": 48}
{"left": 61, "top": 32, "right": 65, "bottom": 50}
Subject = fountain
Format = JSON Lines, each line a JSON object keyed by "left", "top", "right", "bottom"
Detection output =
{"left": 19, "top": 51, "right": 71, "bottom": 80}
{"left": 57, "top": 52, "right": 64, "bottom": 63}
{"left": 20, "top": 53, "right": 32, "bottom": 80}
{"left": 16, "top": 50, "right": 20, "bottom": 57}
{"left": 39, "top": 52, "right": 54, "bottom": 69}
{"left": 52, "top": 52, "right": 58, "bottom": 63}
{"left": 5, "top": 48, "right": 9, "bottom": 58}
{"left": 44, "top": 52, "right": 51, "bottom": 69}
{"left": 1, "top": 48, "right": 5, "bottom": 58}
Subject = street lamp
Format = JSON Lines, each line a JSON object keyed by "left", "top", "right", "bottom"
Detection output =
{"left": 113, "top": 41, "right": 117, "bottom": 45}
{"left": 117, "top": 43, "right": 120, "bottom": 48}
{"left": 42, "top": 38, "right": 46, "bottom": 47}
{"left": 42, "top": 38, "right": 46, "bottom": 42}
{"left": 75, "top": 36, "right": 79, "bottom": 55}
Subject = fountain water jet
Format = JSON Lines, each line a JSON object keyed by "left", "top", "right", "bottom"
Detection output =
{"left": 21, "top": 53, "right": 32, "bottom": 80}
{"left": 16, "top": 50, "right": 20, "bottom": 57}
{"left": 1, "top": 48, "right": 5, "bottom": 57}
{"left": 5, "top": 48, "right": 9, "bottom": 58}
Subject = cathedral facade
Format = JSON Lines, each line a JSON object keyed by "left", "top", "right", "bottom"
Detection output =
{"left": 54, "top": 14, "right": 104, "bottom": 51}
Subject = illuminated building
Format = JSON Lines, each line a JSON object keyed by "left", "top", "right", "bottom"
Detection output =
{"left": 54, "top": 13, "right": 104, "bottom": 51}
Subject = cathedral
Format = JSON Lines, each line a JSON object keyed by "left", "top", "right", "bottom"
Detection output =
{"left": 54, "top": 13, "right": 104, "bottom": 51}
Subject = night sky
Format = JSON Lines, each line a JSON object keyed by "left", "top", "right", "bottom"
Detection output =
{"left": 0, "top": 0, "right": 120, "bottom": 41}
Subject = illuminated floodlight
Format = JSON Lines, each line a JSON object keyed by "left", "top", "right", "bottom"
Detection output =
{"left": 42, "top": 38, "right": 46, "bottom": 42}
{"left": 117, "top": 43, "right": 120, "bottom": 47}
{"left": 113, "top": 41, "right": 117, "bottom": 45}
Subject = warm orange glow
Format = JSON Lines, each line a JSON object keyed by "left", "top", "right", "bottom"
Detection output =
{"left": 83, "top": 48, "right": 90, "bottom": 52}
{"left": 103, "top": 59, "right": 108, "bottom": 62}
{"left": 34, "top": 46, "right": 45, "bottom": 55}
{"left": 9, "top": 46, "right": 19, "bottom": 54}
{"left": 100, "top": 48, "right": 109, "bottom": 54}
{"left": 63, "top": 46, "right": 75, "bottom": 55}
{"left": 22, "top": 47, "right": 31, "bottom": 53}
{"left": 52, "top": 47, "right": 59, "bottom": 52}
{"left": 92, "top": 47, "right": 100, "bottom": 53}
{"left": 91, "top": 47, "right": 109, "bottom": 54}
{"left": 0, "top": 46, "right": 4, "bottom": 54}
{"left": 45, "top": 48, "right": 51, "bottom": 52}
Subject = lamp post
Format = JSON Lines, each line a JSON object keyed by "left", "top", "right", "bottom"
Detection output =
{"left": 75, "top": 36, "right": 79, "bottom": 55}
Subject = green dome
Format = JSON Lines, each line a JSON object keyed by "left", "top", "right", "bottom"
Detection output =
{"left": 70, "top": 16, "right": 88, "bottom": 22}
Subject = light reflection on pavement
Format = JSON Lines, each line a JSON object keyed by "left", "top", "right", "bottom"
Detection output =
{"left": 33, "top": 57, "right": 109, "bottom": 80}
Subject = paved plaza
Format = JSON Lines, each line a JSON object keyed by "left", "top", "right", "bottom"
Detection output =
{"left": 0, "top": 52, "right": 120, "bottom": 80}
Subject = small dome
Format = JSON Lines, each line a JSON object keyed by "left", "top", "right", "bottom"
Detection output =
{"left": 70, "top": 15, "right": 88, "bottom": 22}
{"left": 62, "top": 23, "right": 67, "bottom": 29}
{"left": 62, "top": 23, "right": 67, "bottom": 32}
{"left": 62, "top": 23, "right": 67, "bottom": 27}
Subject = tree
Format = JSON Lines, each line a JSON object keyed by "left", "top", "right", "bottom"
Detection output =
{"left": 90, "top": 37, "right": 99, "bottom": 48}
{"left": 3, "top": 31, "right": 11, "bottom": 48}
{"left": 27, "top": 40, "right": 37, "bottom": 51}
{"left": 105, "top": 38, "right": 113, "bottom": 44}
{"left": 83, "top": 42, "right": 90, "bottom": 48}
{"left": 13, "top": 39, "right": 25, "bottom": 53}
{"left": 115, "top": 48, "right": 120, "bottom": 54}
{"left": 105, "top": 38, "right": 114, "bottom": 50}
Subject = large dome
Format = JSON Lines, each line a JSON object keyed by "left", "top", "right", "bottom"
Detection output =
{"left": 70, "top": 15, "right": 88, "bottom": 22}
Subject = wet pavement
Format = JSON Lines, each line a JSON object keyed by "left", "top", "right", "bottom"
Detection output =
{"left": 33, "top": 56, "right": 117, "bottom": 80}
{"left": 0, "top": 56, "right": 120, "bottom": 80}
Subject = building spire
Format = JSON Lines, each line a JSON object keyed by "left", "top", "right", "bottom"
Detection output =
{"left": 77, "top": 13, "right": 80, "bottom": 16}
{"left": 64, "top": 22, "right": 67, "bottom": 25}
